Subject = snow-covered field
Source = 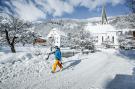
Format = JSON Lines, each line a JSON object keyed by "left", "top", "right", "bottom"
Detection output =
{"left": 0, "top": 47, "right": 135, "bottom": 89}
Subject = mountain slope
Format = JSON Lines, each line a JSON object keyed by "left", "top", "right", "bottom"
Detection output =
{"left": 33, "top": 14, "right": 135, "bottom": 38}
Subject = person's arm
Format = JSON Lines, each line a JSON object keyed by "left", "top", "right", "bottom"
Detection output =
{"left": 49, "top": 51, "right": 55, "bottom": 55}
{"left": 46, "top": 51, "right": 55, "bottom": 60}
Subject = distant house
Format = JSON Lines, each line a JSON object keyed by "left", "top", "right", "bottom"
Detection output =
{"left": 47, "top": 28, "right": 68, "bottom": 47}
{"left": 122, "top": 29, "right": 135, "bottom": 38}
{"left": 85, "top": 23, "right": 135, "bottom": 48}
{"left": 33, "top": 37, "right": 46, "bottom": 46}
{"left": 85, "top": 24, "right": 122, "bottom": 48}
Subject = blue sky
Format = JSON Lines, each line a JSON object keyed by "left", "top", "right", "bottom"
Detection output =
{"left": 60, "top": 4, "right": 130, "bottom": 19}
{"left": 0, "top": 0, "right": 131, "bottom": 21}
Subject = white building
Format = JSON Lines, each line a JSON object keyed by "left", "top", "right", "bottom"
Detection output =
{"left": 85, "top": 23, "right": 122, "bottom": 48}
{"left": 47, "top": 28, "right": 68, "bottom": 47}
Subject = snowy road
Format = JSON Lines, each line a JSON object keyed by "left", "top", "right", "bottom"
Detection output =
{"left": 0, "top": 49, "right": 134, "bottom": 89}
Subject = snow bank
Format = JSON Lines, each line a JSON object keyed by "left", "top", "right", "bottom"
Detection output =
{"left": 0, "top": 46, "right": 50, "bottom": 64}
{"left": 0, "top": 52, "right": 33, "bottom": 64}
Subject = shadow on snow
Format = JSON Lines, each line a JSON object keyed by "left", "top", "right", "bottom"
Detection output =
{"left": 116, "top": 49, "right": 135, "bottom": 60}
{"left": 62, "top": 59, "right": 81, "bottom": 71}
{"left": 105, "top": 67, "right": 135, "bottom": 89}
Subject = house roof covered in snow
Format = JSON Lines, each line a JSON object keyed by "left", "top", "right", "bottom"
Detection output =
{"left": 47, "top": 28, "right": 67, "bottom": 37}
{"left": 85, "top": 23, "right": 117, "bottom": 34}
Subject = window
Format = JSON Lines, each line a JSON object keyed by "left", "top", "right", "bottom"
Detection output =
{"left": 112, "top": 36, "right": 114, "bottom": 43}
{"left": 133, "top": 31, "right": 135, "bottom": 37}
{"left": 102, "top": 36, "right": 104, "bottom": 42}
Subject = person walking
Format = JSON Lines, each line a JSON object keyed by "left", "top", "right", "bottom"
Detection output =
{"left": 51, "top": 46, "right": 63, "bottom": 73}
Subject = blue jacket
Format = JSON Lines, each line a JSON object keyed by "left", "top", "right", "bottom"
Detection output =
{"left": 55, "top": 49, "right": 62, "bottom": 61}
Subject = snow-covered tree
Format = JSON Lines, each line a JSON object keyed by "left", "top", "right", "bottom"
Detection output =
{"left": 20, "top": 31, "right": 39, "bottom": 46}
{"left": 0, "top": 15, "right": 37, "bottom": 53}
{"left": 47, "top": 36, "right": 55, "bottom": 51}
{"left": 70, "top": 27, "right": 95, "bottom": 52}
{"left": 110, "top": 14, "right": 135, "bottom": 29}
{"left": 127, "top": 0, "right": 135, "bottom": 13}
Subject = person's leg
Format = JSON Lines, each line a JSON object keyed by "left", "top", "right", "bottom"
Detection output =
{"left": 52, "top": 60, "right": 59, "bottom": 72}
{"left": 58, "top": 61, "right": 63, "bottom": 69}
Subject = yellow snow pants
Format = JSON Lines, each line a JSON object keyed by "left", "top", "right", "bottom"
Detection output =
{"left": 52, "top": 59, "right": 63, "bottom": 72}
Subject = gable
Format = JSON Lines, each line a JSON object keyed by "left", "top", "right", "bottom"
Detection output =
{"left": 47, "top": 28, "right": 67, "bottom": 38}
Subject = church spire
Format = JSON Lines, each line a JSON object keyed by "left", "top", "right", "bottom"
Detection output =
{"left": 101, "top": 4, "right": 108, "bottom": 24}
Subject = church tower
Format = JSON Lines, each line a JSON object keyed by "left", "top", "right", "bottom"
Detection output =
{"left": 101, "top": 4, "right": 108, "bottom": 24}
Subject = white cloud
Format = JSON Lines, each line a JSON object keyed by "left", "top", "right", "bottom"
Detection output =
{"left": 108, "top": 0, "right": 125, "bottom": 6}
{"left": 12, "top": 0, "right": 74, "bottom": 21}
{"left": 10, "top": 0, "right": 126, "bottom": 21}
{"left": 12, "top": 0, "right": 46, "bottom": 21}
{"left": 69, "top": 0, "right": 126, "bottom": 9}
{"left": 46, "top": 0, "right": 74, "bottom": 17}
